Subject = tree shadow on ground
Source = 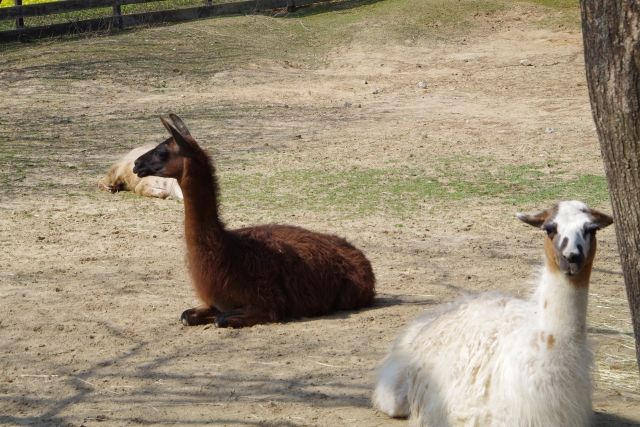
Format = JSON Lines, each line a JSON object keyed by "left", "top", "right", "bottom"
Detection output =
{"left": 2, "top": 325, "right": 639, "bottom": 426}
{"left": 0, "top": 350, "right": 375, "bottom": 425}
{"left": 2, "top": 298, "right": 637, "bottom": 427}
{"left": 588, "top": 326, "right": 635, "bottom": 337}
{"left": 372, "top": 293, "right": 437, "bottom": 308}
{"left": 595, "top": 412, "right": 640, "bottom": 427}
{"left": 0, "top": 317, "right": 377, "bottom": 426}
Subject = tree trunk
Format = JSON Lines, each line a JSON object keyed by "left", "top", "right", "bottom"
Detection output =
{"left": 580, "top": 1, "right": 640, "bottom": 373}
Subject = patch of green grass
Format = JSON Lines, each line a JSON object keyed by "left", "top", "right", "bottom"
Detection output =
{"left": 221, "top": 167, "right": 432, "bottom": 218}
{"left": 513, "top": 174, "right": 609, "bottom": 206}
{"left": 0, "top": 134, "right": 109, "bottom": 200}
{"left": 288, "top": 0, "right": 508, "bottom": 45}
{"left": 524, "top": 0, "right": 578, "bottom": 10}
{"left": 517, "top": 0, "right": 580, "bottom": 29}
{"left": 0, "top": 0, "right": 53, "bottom": 7}
{"left": 219, "top": 162, "right": 609, "bottom": 219}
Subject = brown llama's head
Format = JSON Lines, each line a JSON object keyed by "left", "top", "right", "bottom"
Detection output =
{"left": 517, "top": 201, "right": 612, "bottom": 277}
{"left": 133, "top": 114, "right": 206, "bottom": 181}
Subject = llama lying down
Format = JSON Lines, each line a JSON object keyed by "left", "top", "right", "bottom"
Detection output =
{"left": 373, "top": 201, "right": 613, "bottom": 427}
{"left": 133, "top": 114, "right": 376, "bottom": 327}
{"left": 99, "top": 144, "right": 183, "bottom": 200}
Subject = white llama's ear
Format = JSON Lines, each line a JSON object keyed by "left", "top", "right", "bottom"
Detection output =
{"left": 517, "top": 209, "right": 553, "bottom": 228}
{"left": 587, "top": 208, "right": 613, "bottom": 229}
{"left": 160, "top": 116, "right": 190, "bottom": 150}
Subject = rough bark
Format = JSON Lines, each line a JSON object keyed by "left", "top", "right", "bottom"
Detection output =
{"left": 580, "top": 1, "right": 640, "bottom": 372}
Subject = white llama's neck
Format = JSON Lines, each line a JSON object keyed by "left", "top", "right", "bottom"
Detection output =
{"left": 535, "top": 266, "right": 590, "bottom": 341}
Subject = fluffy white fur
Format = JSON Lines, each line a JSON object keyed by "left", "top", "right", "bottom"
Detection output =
{"left": 98, "top": 145, "right": 183, "bottom": 200}
{"left": 373, "top": 201, "right": 608, "bottom": 427}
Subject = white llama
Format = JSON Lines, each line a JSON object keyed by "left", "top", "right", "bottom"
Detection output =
{"left": 372, "top": 200, "right": 613, "bottom": 427}
{"left": 98, "top": 143, "right": 183, "bottom": 200}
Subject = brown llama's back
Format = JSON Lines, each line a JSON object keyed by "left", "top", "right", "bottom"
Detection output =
{"left": 188, "top": 224, "right": 375, "bottom": 322}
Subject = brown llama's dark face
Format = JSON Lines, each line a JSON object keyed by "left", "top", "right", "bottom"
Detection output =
{"left": 133, "top": 137, "right": 183, "bottom": 179}
{"left": 517, "top": 201, "right": 613, "bottom": 276}
{"left": 135, "top": 114, "right": 204, "bottom": 181}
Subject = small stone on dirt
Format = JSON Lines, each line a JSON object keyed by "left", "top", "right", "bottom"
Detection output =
{"left": 416, "top": 80, "right": 428, "bottom": 89}
{"left": 519, "top": 59, "right": 533, "bottom": 66}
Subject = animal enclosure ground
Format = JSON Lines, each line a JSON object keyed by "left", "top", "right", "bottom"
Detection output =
{"left": 1, "top": 0, "right": 639, "bottom": 425}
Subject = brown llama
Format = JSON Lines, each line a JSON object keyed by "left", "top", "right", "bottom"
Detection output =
{"left": 133, "top": 114, "right": 376, "bottom": 327}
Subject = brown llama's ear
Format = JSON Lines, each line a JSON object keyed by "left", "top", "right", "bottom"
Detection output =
{"left": 517, "top": 208, "right": 554, "bottom": 228}
{"left": 168, "top": 114, "right": 191, "bottom": 136}
{"left": 160, "top": 116, "right": 191, "bottom": 150}
{"left": 588, "top": 208, "right": 613, "bottom": 229}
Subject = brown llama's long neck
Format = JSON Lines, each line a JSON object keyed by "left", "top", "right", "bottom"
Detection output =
{"left": 178, "top": 156, "right": 226, "bottom": 249}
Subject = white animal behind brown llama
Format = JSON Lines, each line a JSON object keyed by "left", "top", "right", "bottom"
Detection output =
{"left": 98, "top": 143, "right": 183, "bottom": 200}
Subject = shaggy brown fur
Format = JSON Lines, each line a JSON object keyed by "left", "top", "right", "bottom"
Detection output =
{"left": 133, "top": 114, "right": 376, "bottom": 327}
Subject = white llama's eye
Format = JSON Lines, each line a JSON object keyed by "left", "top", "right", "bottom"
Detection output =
{"left": 543, "top": 223, "right": 557, "bottom": 236}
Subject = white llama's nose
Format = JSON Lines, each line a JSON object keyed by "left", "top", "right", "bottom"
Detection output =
{"left": 565, "top": 252, "right": 583, "bottom": 265}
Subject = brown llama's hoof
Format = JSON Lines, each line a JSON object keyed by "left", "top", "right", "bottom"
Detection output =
{"left": 213, "top": 316, "right": 227, "bottom": 328}
{"left": 180, "top": 307, "right": 219, "bottom": 326}
{"left": 213, "top": 310, "right": 245, "bottom": 328}
{"left": 180, "top": 309, "right": 195, "bottom": 326}
{"left": 180, "top": 311, "right": 193, "bottom": 326}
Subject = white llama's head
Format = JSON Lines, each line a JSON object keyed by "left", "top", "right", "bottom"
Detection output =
{"left": 517, "top": 201, "right": 613, "bottom": 276}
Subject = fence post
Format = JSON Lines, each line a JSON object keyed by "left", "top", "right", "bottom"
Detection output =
{"left": 207, "top": 0, "right": 212, "bottom": 6}
{"left": 286, "top": 0, "right": 295, "bottom": 12}
{"left": 112, "top": 0, "right": 123, "bottom": 30}
{"left": 15, "top": 0, "right": 24, "bottom": 29}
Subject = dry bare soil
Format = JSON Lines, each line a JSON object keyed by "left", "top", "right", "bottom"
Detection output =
{"left": 1, "top": 1, "right": 639, "bottom": 426}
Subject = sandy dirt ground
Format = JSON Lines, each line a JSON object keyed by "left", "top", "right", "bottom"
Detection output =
{"left": 1, "top": 3, "right": 639, "bottom": 426}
